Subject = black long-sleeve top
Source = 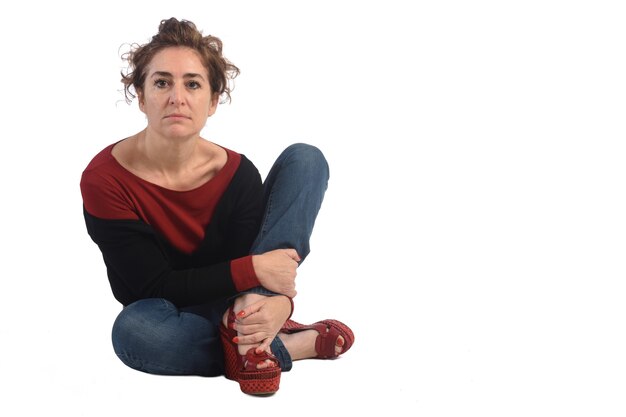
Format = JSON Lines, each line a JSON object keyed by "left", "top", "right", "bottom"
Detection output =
{"left": 80, "top": 142, "right": 264, "bottom": 307}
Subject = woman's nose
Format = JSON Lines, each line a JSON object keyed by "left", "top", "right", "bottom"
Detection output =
{"left": 169, "top": 85, "right": 185, "bottom": 105}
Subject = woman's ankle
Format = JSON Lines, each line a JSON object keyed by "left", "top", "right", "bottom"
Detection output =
{"left": 278, "top": 330, "right": 318, "bottom": 361}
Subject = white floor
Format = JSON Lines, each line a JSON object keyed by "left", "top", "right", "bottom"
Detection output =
{"left": 2, "top": 1, "right": 626, "bottom": 416}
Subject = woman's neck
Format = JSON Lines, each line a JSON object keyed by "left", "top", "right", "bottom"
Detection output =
{"left": 137, "top": 128, "right": 199, "bottom": 175}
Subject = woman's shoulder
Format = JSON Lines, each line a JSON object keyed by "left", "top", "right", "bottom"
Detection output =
{"left": 226, "top": 148, "right": 259, "bottom": 177}
{"left": 211, "top": 143, "right": 256, "bottom": 175}
{"left": 80, "top": 140, "right": 139, "bottom": 220}
{"left": 80, "top": 141, "right": 129, "bottom": 195}
{"left": 82, "top": 141, "right": 122, "bottom": 175}
{"left": 209, "top": 144, "right": 261, "bottom": 192}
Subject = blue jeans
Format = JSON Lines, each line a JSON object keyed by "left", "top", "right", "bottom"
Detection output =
{"left": 111, "top": 143, "right": 329, "bottom": 376}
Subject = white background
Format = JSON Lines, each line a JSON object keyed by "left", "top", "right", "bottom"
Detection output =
{"left": 1, "top": 1, "right": 625, "bottom": 416}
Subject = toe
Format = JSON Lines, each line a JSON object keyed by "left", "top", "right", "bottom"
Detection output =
{"left": 256, "top": 359, "right": 276, "bottom": 369}
{"left": 336, "top": 335, "right": 345, "bottom": 347}
{"left": 335, "top": 335, "right": 345, "bottom": 355}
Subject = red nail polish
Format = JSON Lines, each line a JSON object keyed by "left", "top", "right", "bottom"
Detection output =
{"left": 232, "top": 336, "right": 239, "bottom": 343}
{"left": 237, "top": 311, "right": 245, "bottom": 317}
{"left": 336, "top": 337, "right": 345, "bottom": 347}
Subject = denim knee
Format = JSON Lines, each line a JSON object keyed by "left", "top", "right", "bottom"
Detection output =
{"left": 282, "top": 143, "right": 330, "bottom": 181}
{"left": 112, "top": 298, "right": 224, "bottom": 376}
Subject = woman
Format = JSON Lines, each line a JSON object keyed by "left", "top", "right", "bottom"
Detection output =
{"left": 80, "top": 17, "right": 353, "bottom": 395}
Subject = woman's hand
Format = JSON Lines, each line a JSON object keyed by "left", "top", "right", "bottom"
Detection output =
{"left": 252, "top": 249, "right": 300, "bottom": 298}
{"left": 233, "top": 295, "right": 293, "bottom": 354}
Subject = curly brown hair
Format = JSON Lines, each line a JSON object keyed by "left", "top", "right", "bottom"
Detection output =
{"left": 120, "top": 17, "right": 240, "bottom": 104}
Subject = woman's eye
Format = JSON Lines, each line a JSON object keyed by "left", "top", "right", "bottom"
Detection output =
{"left": 187, "top": 80, "right": 201, "bottom": 89}
{"left": 154, "top": 79, "right": 168, "bottom": 88}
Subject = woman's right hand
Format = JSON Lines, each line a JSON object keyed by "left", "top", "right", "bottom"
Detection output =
{"left": 252, "top": 249, "right": 300, "bottom": 298}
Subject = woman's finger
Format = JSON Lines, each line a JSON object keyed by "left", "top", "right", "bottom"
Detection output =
{"left": 235, "top": 299, "right": 264, "bottom": 320}
{"left": 234, "top": 332, "right": 266, "bottom": 346}
{"left": 255, "top": 337, "right": 273, "bottom": 354}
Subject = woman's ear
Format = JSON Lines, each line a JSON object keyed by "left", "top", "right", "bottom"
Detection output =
{"left": 208, "top": 93, "right": 219, "bottom": 117}
{"left": 137, "top": 89, "right": 145, "bottom": 113}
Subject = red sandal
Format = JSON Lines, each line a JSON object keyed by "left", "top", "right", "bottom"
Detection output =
{"left": 281, "top": 318, "right": 354, "bottom": 359}
{"left": 220, "top": 307, "right": 281, "bottom": 395}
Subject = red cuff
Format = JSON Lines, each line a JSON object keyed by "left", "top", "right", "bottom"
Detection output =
{"left": 231, "top": 256, "right": 261, "bottom": 292}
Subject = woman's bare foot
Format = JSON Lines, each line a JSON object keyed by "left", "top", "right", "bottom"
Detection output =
{"left": 278, "top": 329, "right": 345, "bottom": 361}
{"left": 222, "top": 293, "right": 276, "bottom": 370}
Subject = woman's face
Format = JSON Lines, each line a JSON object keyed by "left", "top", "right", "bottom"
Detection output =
{"left": 138, "top": 46, "right": 218, "bottom": 140}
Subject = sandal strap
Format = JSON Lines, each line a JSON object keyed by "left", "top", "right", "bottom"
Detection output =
{"left": 242, "top": 348, "right": 280, "bottom": 371}
{"left": 281, "top": 319, "right": 305, "bottom": 332}
{"left": 312, "top": 320, "right": 349, "bottom": 359}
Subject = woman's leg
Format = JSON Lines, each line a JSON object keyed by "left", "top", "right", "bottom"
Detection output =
{"left": 251, "top": 143, "right": 329, "bottom": 260}
{"left": 253, "top": 145, "right": 348, "bottom": 360}
{"left": 112, "top": 298, "right": 228, "bottom": 376}
{"left": 230, "top": 143, "right": 330, "bottom": 370}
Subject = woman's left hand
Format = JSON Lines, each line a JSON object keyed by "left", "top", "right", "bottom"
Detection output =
{"left": 234, "top": 295, "right": 292, "bottom": 353}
